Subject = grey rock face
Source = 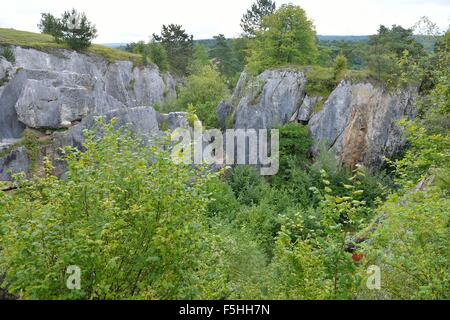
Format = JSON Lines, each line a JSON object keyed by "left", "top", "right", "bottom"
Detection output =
{"left": 51, "top": 106, "right": 191, "bottom": 175}
{"left": 0, "top": 46, "right": 179, "bottom": 179}
{"left": 297, "top": 95, "right": 321, "bottom": 123}
{"left": 53, "top": 106, "right": 162, "bottom": 150}
{"left": 14, "top": 69, "right": 94, "bottom": 128}
{"left": 233, "top": 69, "right": 307, "bottom": 129}
{"left": 0, "top": 57, "right": 13, "bottom": 82}
{"left": 309, "top": 81, "right": 416, "bottom": 169}
{"left": 0, "top": 146, "right": 29, "bottom": 181}
{"left": 1, "top": 47, "right": 175, "bottom": 132}
{"left": 0, "top": 71, "right": 27, "bottom": 139}
{"left": 216, "top": 100, "right": 232, "bottom": 130}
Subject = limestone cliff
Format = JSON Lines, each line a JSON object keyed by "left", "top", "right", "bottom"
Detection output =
{"left": 0, "top": 46, "right": 177, "bottom": 181}
{"left": 224, "top": 70, "right": 417, "bottom": 170}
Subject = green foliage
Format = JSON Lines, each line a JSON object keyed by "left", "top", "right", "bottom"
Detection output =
{"left": 360, "top": 186, "right": 449, "bottom": 299}
{"left": 38, "top": 13, "right": 63, "bottom": 41}
{"left": 304, "top": 66, "right": 336, "bottom": 98}
{"left": 38, "top": 9, "right": 98, "bottom": 50}
{"left": 227, "top": 165, "right": 267, "bottom": 206}
{"left": 147, "top": 41, "right": 169, "bottom": 72}
{"left": 333, "top": 53, "right": 348, "bottom": 81}
{"left": 153, "top": 24, "right": 194, "bottom": 75}
{"left": 1, "top": 46, "right": 15, "bottom": 63}
{"left": 209, "top": 34, "right": 241, "bottom": 80}
{"left": 240, "top": 0, "right": 277, "bottom": 37}
{"left": 367, "top": 24, "right": 426, "bottom": 88}
{"left": 125, "top": 41, "right": 169, "bottom": 72}
{"left": 0, "top": 120, "right": 217, "bottom": 299}
{"left": 317, "top": 40, "right": 369, "bottom": 70}
{"left": 395, "top": 120, "right": 450, "bottom": 188}
{"left": 271, "top": 123, "right": 313, "bottom": 184}
{"left": 247, "top": 4, "right": 318, "bottom": 74}
{"left": 177, "top": 65, "right": 229, "bottom": 127}
{"left": 59, "top": 9, "right": 97, "bottom": 50}
{"left": 188, "top": 44, "right": 210, "bottom": 74}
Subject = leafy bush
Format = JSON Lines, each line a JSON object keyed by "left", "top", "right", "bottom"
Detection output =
{"left": 333, "top": 53, "right": 348, "bottom": 81}
{"left": 359, "top": 186, "right": 450, "bottom": 299}
{"left": 177, "top": 65, "right": 229, "bottom": 128}
{"left": 0, "top": 120, "right": 217, "bottom": 299}
{"left": 148, "top": 41, "right": 169, "bottom": 72}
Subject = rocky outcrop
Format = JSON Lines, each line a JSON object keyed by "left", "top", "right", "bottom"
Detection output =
{"left": 232, "top": 70, "right": 308, "bottom": 129}
{"left": 228, "top": 69, "right": 417, "bottom": 171}
{"left": 216, "top": 100, "right": 232, "bottom": 130}
{"left": 291, "top": 95, "right": 322, "bottom": 124}
{"left": 0, "top": 46, "right": 180, "bottom": 180}
{"left": 0, "top": 46, "right": 176, "bottom": 135}
{"left": 309, "top": 81, "right": 416, "bottom": 169}
{"left": 0, "top": 146, "right": 29, "bottom": 181}
{"left": 49, "top": 106, "right": 191, "bottom": 179}
{"left": 0, "top": 57, "right": 13, "bottom": 84}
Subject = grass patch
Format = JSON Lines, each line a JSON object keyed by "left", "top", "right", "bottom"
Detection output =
{"left": 0, "top": 28, "right": 143, "bottom": 65}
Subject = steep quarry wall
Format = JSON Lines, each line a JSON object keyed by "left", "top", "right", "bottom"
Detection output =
{"left": 223, "top": 70, "right": 417, "bottom": 170}
{"left": 0, "top": 46, "right": 177, "bottom": 180}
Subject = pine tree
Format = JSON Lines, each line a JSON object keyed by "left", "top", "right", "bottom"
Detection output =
{"left": 240, "top": 0, "right": 276, "bottom": 36}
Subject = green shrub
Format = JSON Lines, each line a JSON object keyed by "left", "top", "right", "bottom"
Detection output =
{"left": 1, "top": 47, "right": 15, "bottom": 63}
{"left": 177, "top": 65, "right": 229, "bottom": 128}
{"left": 148, "top": 41, "right": 169, "bottom": 72}
{"left": 333, "top": 53, "right": 348, "bottom": 81}
{"left": 0, "top": 119, "right": 217, "bottom": 299}
{"left": 359, "top": 186, "right": 450, "bottom": 299}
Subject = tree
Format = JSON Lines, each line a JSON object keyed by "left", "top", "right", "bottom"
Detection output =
{"left": 367, "top": 25, "right": 425, "bottom": 86}
{"left": 241, "top": 0, "right": 277, "bottom": 36}
{"left": 177, "top": 65, "right": 229, "bottom": 127}
{"left": 153, "top": 24, "right": 194, "bottom": 75}
{"left": 0, "top": 120, "right": 218, "bottom": 299}
{"left": 188, "top": 44, "right": 210, "bottom": 74}
{"left": 59, "top": 9, "right": 97, "bottom": 50}
{"left": 148, "top": 41, "right": 169, "bottom": 72}
{"left": 209, "top": 34, "right": 240, "bottom": 78}
{"left": 247, "top": 4, "right": 318, "bottom": 74}
{"left": 332, "top": 53, "right": 348, "bottom": 81}
{"left": 38, "top": 9, "right": 97, "bottom": 50}
{"left": 38, "top": 13, "right": 63, "bottom": 41}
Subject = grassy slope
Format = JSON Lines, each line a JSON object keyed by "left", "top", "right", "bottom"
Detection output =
{"left": 0, "top": 28, "right": 143, "bottom": 65}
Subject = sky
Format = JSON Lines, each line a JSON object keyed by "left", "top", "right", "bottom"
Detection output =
{"left": 1, "top": 0, "right": 449, "bottom": 43}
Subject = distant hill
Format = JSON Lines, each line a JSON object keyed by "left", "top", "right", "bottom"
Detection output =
{"left": 102, "top": 34, "right": 436, "bottom": 52}
{"left": 317, "top": 35, "right": 369, "bottom": 42}
{"left": 101, "top": 35, "right": 371, "bottom": 50}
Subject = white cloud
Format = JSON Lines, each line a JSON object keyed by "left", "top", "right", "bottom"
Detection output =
{"left": 0, "top": 0, "right": 448, "bottom": 43}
